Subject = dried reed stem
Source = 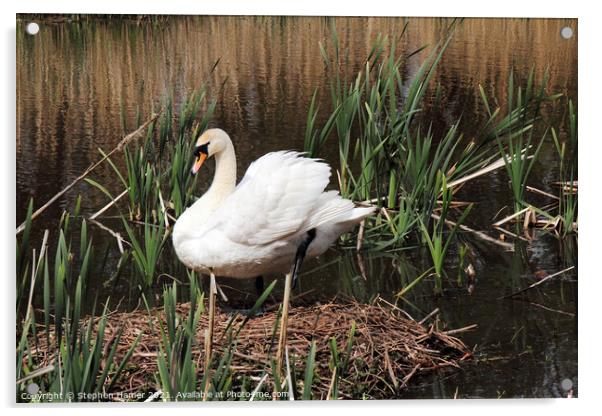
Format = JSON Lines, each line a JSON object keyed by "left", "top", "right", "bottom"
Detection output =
{"left": 498, "top": 266, "right": 575, "bottom": 299}
{"left": 431, "top": 213, "right": 514, "bottom": 251}
{"left": 89, "top": 188, "right": 129, "bottom": 220}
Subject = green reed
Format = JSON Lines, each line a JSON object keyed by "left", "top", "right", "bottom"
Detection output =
{"left": 147, "top": 274, "right": 283, "bottom": 401}
{"left": 305, "top": 20, "right": 507, "bottom": 253}
{"left": 86, "top": 86, "right": 216, "bottom": 287}
{"left": 326, "top": 320, "right": 356, "bottom": 400}
{"left": 17, "top": 213, "right": 140, "bottom": 402}
{"left": 419, "top": 173, "right": 472, "bottom": 292}
{"left": 101, "top": 87, "right": 215, "bottom": 223}
{"left": 16, "top": 198, "right": 34, "bottom": 309}
{"left": 551, "top": 99, "right": 578, "bottom": 235}
{"left": 123, "top": 214, "right": 168, "bottom": 286}
{"left": 480, "top": 69, "right": 561, "bottom": 214}
{"left": 151, "top": 275, "right": 205, "bottom": 399}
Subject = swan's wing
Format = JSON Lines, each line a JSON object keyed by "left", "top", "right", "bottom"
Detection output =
{"left": 205, "top": 151, "right": 332, "bottom": 245}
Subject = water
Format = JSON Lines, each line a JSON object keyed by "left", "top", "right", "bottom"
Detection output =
{"left": 16, "top": 15, "right": 577, "bottom": 398}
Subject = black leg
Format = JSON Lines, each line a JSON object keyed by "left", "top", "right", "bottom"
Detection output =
{"left": 292, "top": 229, "right": 316, "bottom": 289}
{"left": 254, "top": 275, "right": 264, "bottom": 297}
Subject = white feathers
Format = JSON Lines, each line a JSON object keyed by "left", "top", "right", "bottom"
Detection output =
{"left": 173, "top": 133, "right": 375, "bottom": 278}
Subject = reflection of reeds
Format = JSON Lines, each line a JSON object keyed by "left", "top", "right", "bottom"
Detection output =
{"left": 16, "top": 16, "right": 577, "bottom": 223}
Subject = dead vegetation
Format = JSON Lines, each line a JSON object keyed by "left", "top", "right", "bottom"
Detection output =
{"left": 26, "top": 298, "right": 474, "bottom": 400}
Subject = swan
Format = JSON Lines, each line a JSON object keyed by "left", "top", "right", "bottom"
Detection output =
{"left": 172, "top": 128, "right": 375, "bottom": 285}
{"left": 172, "top": 128, "right": 374, "bottom": 373}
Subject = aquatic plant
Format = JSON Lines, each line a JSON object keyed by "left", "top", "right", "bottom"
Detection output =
{"left": 152, "top": 276, "right": 205, "bottom": 399}
{"left": 123, "top": 214, "right": 169, "bottom": 286}
{"left": 16, "top": 198, "right": 34, "bottom": 309}
{"left": 419, "top": 173, "right": 472, "bottom": 292}
{"left": 16, "top": 215, "right": 140, "bottom": 402}
{"left": 551, "top": 99, "right": 578, "bottom": 235}
{"left": 479, "top": 69, "right": 561, "bottom": 214}
{"left": 305, "top": 21, "right": 545, "bottom": 257}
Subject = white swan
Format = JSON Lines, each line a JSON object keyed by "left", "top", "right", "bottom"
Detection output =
{"left": 172, "top": 128, "right": 375, "bottom": 284}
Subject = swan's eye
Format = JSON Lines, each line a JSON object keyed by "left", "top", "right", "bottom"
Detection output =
{"left": 194, "top": 142, "right": 210, "bottom": 157}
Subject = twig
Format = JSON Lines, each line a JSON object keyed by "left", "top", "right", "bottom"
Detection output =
{"left": 418, "top": 308, "right": 440, "bottom": 325}
{"left": 492, "top": 206, "right": 530, "bottom": 227}
{"left": 90, "top": 189, "right": 129, "bottom": 220}
{"left": 431, "top": 213, "right": 514, "bottom": 251}
{"left": 16, "top": 364, "right": 55, "bottom": 385}
{"left": 526, "top": 186, "right": 560, "bottom": 200}
{"left": 326, "top": 367, "right": 337, "bottom": 400}
{"left": 144, "top": 389, "right": 163, "bottom": 402}
{"left": 494, "top": 226, "right": 529, "bottom": 242}
{"left": 89, "top": 219, "right": 129, "bottom": 253}
{"left": 356, "top": 252, "right": 368, "bottom": 281}
{"left": 356, "top": 219, "right": 365, "bottom": 251}
{"left": 16, "top": 112, "right": 161, "bottom": 235}
{"left": 498, "top": 266, "right": 575, "bottom": 299}
{"left": 400, "top": 364, "right": 420, "bottom": 388}
{"left": 384, "top": 348, "right": 399, "bottom": 391}
{"left": 443, "top": 324, "right": 478, "bottom": 335}
{"left": 24, "top": 230, "right": 49, "bottom": 324}
{"left": 157, "top": 188, "right": 170, "bottom": 228}
{"left": 512, "top": 299, "right": 575, "bottom": 317}
{"left": 446, "top": 152, "right": 531, "bottom": 189}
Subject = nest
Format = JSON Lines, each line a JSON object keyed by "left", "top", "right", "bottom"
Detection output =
{"left": 28, "top": 298, "right": 473, "bottom": 400}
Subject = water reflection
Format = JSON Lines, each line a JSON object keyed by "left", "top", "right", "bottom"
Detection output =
{"left": 17, "top": 16, "right": 577, "bottom": 224}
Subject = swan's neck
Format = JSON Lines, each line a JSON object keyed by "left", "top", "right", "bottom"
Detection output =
{"left": 173, "top": 140, "right": 237, "bottom": 242}
{"left": 204, "top": 140, "right": 237, "bottom": 207}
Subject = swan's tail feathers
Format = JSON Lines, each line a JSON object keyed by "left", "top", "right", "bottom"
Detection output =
{"left": 344, "top": 204, "right": 377, "bottom": 224}
{"left": 304, "top": 191, "right": 376, "bottom": 231}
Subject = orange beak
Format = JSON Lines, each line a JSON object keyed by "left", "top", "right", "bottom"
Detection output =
{"left": 191, "top": 153, "right": 207, "bottom": 175}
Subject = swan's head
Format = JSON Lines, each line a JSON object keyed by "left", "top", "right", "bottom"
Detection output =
{"left": 191, "top": 128, "right": 230, "bottom": 175}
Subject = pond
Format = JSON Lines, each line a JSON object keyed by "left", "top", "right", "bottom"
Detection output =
{"left": 16, "top": 15, "right": 577, "bottom": 399}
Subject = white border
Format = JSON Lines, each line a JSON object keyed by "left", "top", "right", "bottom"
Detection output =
{"left": 2, "top": 1, "right": 599, "bottom": 415}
